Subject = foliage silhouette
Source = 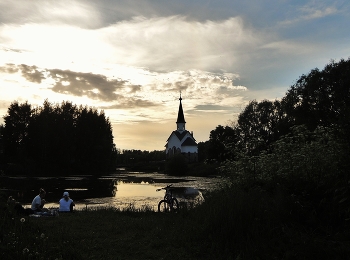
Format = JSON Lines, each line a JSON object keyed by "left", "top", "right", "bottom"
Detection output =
{"left": 1, "top": 100, "right": 116, "bottom": 175}
{"left": 165, "top": 153, "right": 188, "bottom": 176}
{"left": 216, "top": 58, "right": 350, "bottom": 237}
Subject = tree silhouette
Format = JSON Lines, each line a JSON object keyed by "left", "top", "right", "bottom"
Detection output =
{"left": 284, "top": 58, "right": 350, "bottom": 132}
{"left": 204, "top": 57, "right": 350, "bottom": 161}
{"left": 2, "top": 101, "right": 32, "bottom": 165}
{"left": 2, "top": 100, "right": 116, "bottom": 175}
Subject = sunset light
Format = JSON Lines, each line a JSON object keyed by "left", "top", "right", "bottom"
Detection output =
{"left": 0, "top": 0, "right": 349, "bottom": 151}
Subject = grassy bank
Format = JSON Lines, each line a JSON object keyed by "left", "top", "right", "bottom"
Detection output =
{"left": 1, "top": 185, "right": 350, "bottom": 260}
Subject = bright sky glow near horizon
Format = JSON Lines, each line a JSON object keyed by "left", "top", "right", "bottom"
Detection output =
{"left": 0, "top": 0, "right": 349, "bottom": 151}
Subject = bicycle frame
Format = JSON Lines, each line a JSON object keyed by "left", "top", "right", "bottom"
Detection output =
{"left": 156, "top": 184, "right": 179, "bottom": 212}
{"left": 164, "top": 187, "right": 173, "bottom": 202}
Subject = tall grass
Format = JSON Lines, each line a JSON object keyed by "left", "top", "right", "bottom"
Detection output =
{"left": 1, "top": 184, "right": 350, "bottom": 259}
{"left": 192, "top": 184, "right": 350, "bottom": 259}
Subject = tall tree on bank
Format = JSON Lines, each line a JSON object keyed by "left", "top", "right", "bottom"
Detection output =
{"left": 284, "top": 58, "right": 350, "bottom": 138}
{"left": 206, "top": 125, "right": 238, "bottom": 162}
{"left": 204, "top": 57, "right": 350, "bottom": 162}
{"left": 2, "top": 100, "right": 116, "bottom": 175}
{"left": 237, "top": 99, "right": 289, "bottom": 156}
{"left": 2, "top": 101, "right": 32, "bottom": 166}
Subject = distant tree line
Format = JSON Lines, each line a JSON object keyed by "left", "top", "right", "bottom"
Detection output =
{"left": 0, "top": 100, "right": 117, "bottom": 175}
{"left": 115, "top": 149, "right": 165, "bottom": 172}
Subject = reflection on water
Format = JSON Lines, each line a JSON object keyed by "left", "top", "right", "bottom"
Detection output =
{"left": 0, "top": 172, "right": 223, "bottom": 210}
{"left": 116, "top": 181, "right": 153, "bottom": 197}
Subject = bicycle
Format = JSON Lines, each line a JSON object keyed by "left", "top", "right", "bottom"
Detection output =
{"left": 156, "top": 184, "right": 179, "bottom": 213}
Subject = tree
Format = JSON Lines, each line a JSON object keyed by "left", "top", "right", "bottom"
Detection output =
{"left": 284, "top": 58, "right": 350, "bottom": 132}
{"left": 210, "top": 58, "right": 350, "bottom": 161}
{"left": 237, "top": 100, "right": 284, "bottom": 155}
{"left": 198, "top": 141, "right": 210, "bottom": 162}
{"left": 2, "top": 100, "right": 116, "bottom": 175}
{"left": 0, "top": 124, "right": 4, "bottom": 169}
{"left": 165, "top": 153, "right": 188, "bottom": 175}
{"left": 74, "top": 106, "right": 115, "bottom": 173}
{"left": 2, "top": 101, "right": 32, "bottom": 164}
{"left": 207, "top": 125, "right": 238, "bottom": 162}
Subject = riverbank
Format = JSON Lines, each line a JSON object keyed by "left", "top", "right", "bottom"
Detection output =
{"left": 2, "top": 185, "right": 350, "bottom": 260}
{"left": 0, "top": 172, "right": 223, "bottom": 211}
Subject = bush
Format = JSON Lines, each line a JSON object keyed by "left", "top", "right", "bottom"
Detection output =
{"left": 165, "top": 154, "right": 188, "bottom": 175}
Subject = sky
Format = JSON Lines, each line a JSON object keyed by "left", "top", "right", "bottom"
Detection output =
{"left": 0, "top": 0, "right": 349, "bottom": 151}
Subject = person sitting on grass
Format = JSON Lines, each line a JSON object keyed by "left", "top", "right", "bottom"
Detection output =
{"left": 31, "top": 188, "right": 48, "bottom": 214}
{"left": 7, "top": 196, "right": 27, "bottom": 215}
{"left": 59, "top": 191, "right": 75, "bottom": 212}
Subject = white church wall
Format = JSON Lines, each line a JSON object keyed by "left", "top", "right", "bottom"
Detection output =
{"left": 167, "top": 135, "right": 181, "bottom": 149}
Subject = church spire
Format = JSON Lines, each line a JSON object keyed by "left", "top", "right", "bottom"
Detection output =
{"left": 176, "top": 93, "right": 186, "bottom": 132}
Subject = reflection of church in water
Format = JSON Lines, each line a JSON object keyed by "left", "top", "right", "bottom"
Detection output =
{"left": 165, "top": 95, "right": 198, "bottom": 162}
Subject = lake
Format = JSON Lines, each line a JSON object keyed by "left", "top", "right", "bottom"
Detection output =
{"left": 1, "top": 170, "right": 225, "bottom": 211}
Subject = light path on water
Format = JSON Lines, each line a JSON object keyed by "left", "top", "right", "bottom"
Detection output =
{"left": 26, "top": 172, "right": 225, "bottom": 211}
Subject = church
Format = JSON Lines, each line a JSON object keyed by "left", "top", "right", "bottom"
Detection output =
{"left": 165, "top": 95, "right": 198, "bottom": 162}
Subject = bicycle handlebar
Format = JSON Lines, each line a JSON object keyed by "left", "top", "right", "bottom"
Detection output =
{"left": 156, "top": 184, "right": 173, "bottom": 191}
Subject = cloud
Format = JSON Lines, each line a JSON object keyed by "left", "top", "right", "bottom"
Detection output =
{"left": 194, "top": 104, "right": 234, "bottom": 111}
{"left": 0, "top": 47, "right": 24, "bottom": 53}
{"left": 0, "top": 0, "right": 102, "bottom": 28}
{"left": 0, "top": 100, "right": 10, "bottom": 110}
{"left": 299, "top": 4, "right": 338, "bottom": 19}
{"left": 0, "top": 64, "right": 146, "bottom": 103}
{"left": 0, "top": 15, "right": 260, "bottom": 79}
{"left": 0, "top": 64, "right": 45, "bottom": 83}
{"left": 260, "top": 40, "right": 318, "bottom": 55}
{"left": 18, "top": 64, "right": 46, "bottom": 84}
{"left": 216, "top": 85, "right": 247, "bottom": 96}
{"left": 49, "top": 69, "right": 127, "bottom": 101}
{"left": 102, "top": 98, "right": 159, "bottom": 109}
{"left": 0, "top": 63, "right": 19, "bottom": 74}
{"left": 280, "top": 4, "right": 338, "bottom": 25}
{"left": 0, "top": 62, "right": 246, "bottom": 107}
{"left": 1, "top": 0, "right": 349, "bottom": 151}
{"left": 1, "top": 12, "right": 314, "bottom": 93}
{"left": 100, "top": 15, "right": 260, "bottom": 72}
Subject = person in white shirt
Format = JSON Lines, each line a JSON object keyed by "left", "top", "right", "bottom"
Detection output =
{"left": 59, "top": 191, "right": 75, "bottom": 212}
{"left": 31, "top": 188, "right": 47, "bottom": 213}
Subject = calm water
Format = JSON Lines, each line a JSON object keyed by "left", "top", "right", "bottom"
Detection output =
{"left": 1, "top": 171, "right": 224, "bottom": 211}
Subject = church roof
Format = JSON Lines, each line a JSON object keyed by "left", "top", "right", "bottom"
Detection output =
{"left": 165, "top": 133, "right": 197, "bottom": 148}
{"left": 174, "top": 130, "right": 188, "bottom": 141}
{"left": 166, "top": 130, "right": 196, "bottom": 142}
{"left": 181, "top": 137, "right": 197, "bottom": 146}
{"left": 176, "top": 96, "right": 186, "bottom": 124}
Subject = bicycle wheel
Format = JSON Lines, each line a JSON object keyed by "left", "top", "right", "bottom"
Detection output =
{"left": 158, "top": 200, "right": 170, "bottom": 213}
{"left": 170, "top": 198, "right": 179, "bottom": 212}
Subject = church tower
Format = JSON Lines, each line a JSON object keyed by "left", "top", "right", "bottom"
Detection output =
{"left": 165, "top": 95, "right": 198, "bottom": 162}
{"left": 176, "top": 95, "right": 186, "bottom": 132}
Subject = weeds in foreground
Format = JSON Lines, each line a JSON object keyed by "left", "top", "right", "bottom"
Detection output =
{"left": 1, "top": 185, "right": 350, "bottom": 260}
